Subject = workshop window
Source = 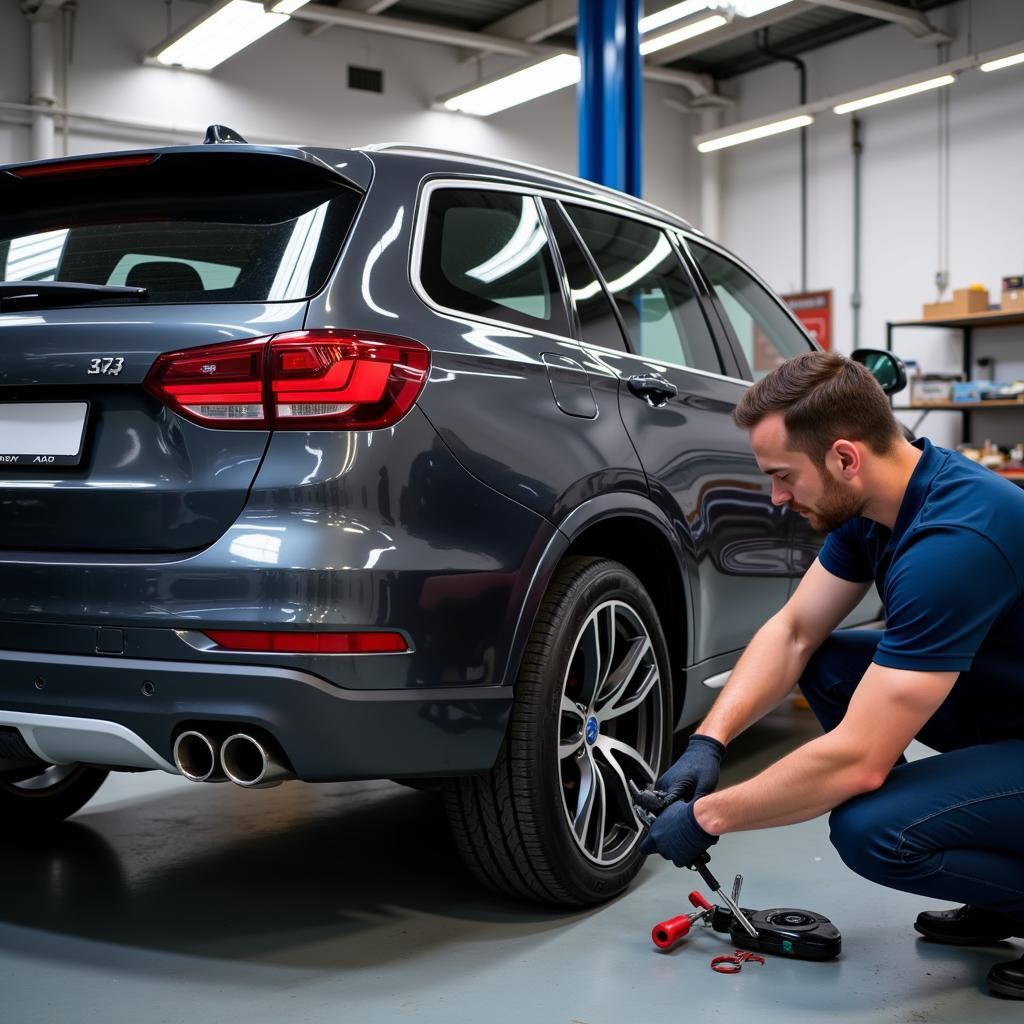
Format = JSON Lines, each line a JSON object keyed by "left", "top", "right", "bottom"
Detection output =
{"left": 420, "top": 189, "right": 570, "bottom": 335}
{"left": 689, "top": 241, "right": 813, "bottom": 381}
{"left": 564, "top": 205, "right": 721, "bottom": 374}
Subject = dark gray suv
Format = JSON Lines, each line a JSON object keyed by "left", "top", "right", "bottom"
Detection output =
{"left": 0, "top": 134, "right": 860, "bottom": 907}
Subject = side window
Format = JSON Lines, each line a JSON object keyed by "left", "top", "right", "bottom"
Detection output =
{"left": 420, "top": 188, "right": 570, "bottom": 335}
{"left": 543, "top": 200, "right": 628, "bottom": 353}
{"left": 688, "top": 241, "right": 813, "bottom": 381}
{"left": 565, "top": 205, "right": 721, "bottom": 374}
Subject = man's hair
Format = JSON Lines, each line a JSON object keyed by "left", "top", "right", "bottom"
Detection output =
{"left": 733, "top": 351, "right": 901, "bottom": 467}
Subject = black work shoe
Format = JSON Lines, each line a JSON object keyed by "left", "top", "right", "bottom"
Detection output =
{"left": 988, "top": 954, "right": 1024, "bottom": 998}
{"left": 914, "top": 905, "right": 1019, "bottom": 945}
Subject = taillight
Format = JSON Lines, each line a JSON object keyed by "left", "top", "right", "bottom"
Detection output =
{"left": 144, "top": 338, "right": 268, "bottom": 428}
{"left": 203, "top": 630, "right": 409, "bottom": 654}
{"left": 268, "top": 331, "right": 430, "bottom": 430}
{"left": 143, "top": 330, "right": 430, "bottom": 431}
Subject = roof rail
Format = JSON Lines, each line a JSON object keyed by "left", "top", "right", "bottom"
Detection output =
{"left": 356, "top": 142, "right": 695, "bottom": 230}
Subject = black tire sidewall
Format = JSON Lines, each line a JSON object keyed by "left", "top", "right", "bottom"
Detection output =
{"left": 0, "top": 765, "right": 108, "bottom": 827}
{"left": 511, "top": 557, "right": 672, "bottom": 903}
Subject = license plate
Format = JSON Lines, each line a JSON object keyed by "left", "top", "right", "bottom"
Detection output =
{"left": 0, "top": 402, "right": 89, "bottom": 467}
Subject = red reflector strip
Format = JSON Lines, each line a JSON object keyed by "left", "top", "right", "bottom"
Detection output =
{"left": 204, "top": 630, "right": 408, "bottom": 654}
{"left": 11, "top": 154, "right": 157, "bottom": 178}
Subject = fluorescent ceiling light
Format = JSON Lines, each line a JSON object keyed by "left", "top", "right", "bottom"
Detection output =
{"left": 444, "top": 54, "right": 581, "bottom": 116}
{"left": 697, "top": 113, "right": 813, "bottom": 152}
{"left": 833, "top": 74, "right": 955, "bottom": 114}
{"left": 639, "top": 1, "right": 711, "bottom": 34}
{"left": 155, "top": 0, "right": 311, "bottom": 72}
{"left": 726, "top": 0, "right": 791, "bottom": 15}
{"left": 980, "top": 51, "right": 1024, "bottom": 72}
{"left": 639, "top": 15, "right": 727, "bottom": 55}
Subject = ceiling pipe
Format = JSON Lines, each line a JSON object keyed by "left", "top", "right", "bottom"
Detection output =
{"left": 286, "top": 3, "right": 718, "bottom": 100}
{"left": 810, "top": 0, "right": 950, "bottom": 43}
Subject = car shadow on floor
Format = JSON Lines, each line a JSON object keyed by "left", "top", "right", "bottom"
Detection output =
{"left": 0, "top": 706, "right": 821, "bottom": 973}
{"left": 0, "top": 777, "right": 594, "bottom": 971}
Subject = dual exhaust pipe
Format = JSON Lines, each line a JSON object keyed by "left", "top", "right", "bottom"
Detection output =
{"left": 173, "top": 730, "right": 292, "bottom": 788}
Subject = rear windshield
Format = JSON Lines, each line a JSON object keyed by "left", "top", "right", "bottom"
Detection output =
{"left": 0, "top": 153, "right": 362, "bottom": 303}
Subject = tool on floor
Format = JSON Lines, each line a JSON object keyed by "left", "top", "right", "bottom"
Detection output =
{"left": 711, "top": 949, "right": 766, "bottom": 974}
{"left": 651, "top": 890, "right": 714, "bottom": 950}
{"left": 648, "top": 858, "right": 842, "bottom": 961}
{"left": 689, "top": 853, "right": 760, "bottom": 938}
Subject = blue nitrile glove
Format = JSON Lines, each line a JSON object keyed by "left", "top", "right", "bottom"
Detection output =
{"left": 632, "top": 734, "right": 725, "bottom": 816}
{"left": 638, "top": 798, "right": 719, "bottom": 868}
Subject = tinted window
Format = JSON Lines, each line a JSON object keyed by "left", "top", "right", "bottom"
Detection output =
{"left": 565, "top": 205, "right": 721, "bottom": 373}
{"left": 543, "top": 200, "right": 628, "bottom": 352}
{"left": 420, "top": 189, "right": 569, "bottom": 335}
{"left": 0, "top": 157, "right": 361, "bottom": 304}
{"left": 689, "top": 241, "right": 813, "bottom": 381}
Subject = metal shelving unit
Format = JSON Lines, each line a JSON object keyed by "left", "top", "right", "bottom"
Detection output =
{"left": 886, "top": 309, "right": 1024, "bottom": 440}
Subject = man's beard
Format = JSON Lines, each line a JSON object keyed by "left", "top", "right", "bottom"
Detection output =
{"left": 792, "top": 470, "right": 864, "bottom": 533}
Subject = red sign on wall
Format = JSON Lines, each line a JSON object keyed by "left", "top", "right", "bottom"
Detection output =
{"left": 782, "top": 290, "right": 832, "bottom": 350}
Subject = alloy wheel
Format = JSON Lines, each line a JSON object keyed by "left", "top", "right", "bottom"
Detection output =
{"left": 558, "top": 599, "right": 663, "bottom": 865}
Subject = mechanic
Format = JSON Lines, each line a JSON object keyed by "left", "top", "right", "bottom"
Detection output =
{"left": 635, "top": 350, "right": 1024, "bottom": 999}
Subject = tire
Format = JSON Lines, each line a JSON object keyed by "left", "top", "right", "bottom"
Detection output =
{"left": 0, "top": 764, "right": 109, "bottom": 827}
{"left": 444, "top": 556, "right": 673, "bottom": 906}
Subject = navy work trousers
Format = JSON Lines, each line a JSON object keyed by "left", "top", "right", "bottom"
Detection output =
{"left": 798, "top": 629, "right": 1024, "bottom": 923}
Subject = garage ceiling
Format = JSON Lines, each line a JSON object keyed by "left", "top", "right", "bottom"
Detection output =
{"left": 312, "top": 0, "right": 960, "bottom": 80}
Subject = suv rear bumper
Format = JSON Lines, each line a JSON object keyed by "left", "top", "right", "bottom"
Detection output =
{"left": 0, "top": 648, "right": 511, "bottom": 780}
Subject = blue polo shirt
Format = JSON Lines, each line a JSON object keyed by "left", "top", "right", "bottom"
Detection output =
{"left": 819, "top": 439, "right": 1024, "bottom": 690}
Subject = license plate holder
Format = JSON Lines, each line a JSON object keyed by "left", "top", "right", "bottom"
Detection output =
{"left": 0, "top": 402, "right": 89, "bottom": 468}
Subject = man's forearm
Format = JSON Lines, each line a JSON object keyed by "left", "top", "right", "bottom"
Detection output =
{"left": 698, "top": 611, "right": 816, "bottom": 746}
{"left": 693, "top": 730, "right": 882, "bottom": 833}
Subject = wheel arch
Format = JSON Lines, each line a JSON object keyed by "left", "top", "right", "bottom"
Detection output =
{"left": 500, "top": 493, "right": 695, "bottom": 728}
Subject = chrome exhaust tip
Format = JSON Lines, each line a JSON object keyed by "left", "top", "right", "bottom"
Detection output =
{"left": 220, "top": 733, "right": 292, "bottom": 788}
{"left": 173, "top": 731, "right": 225, "bottom": 783}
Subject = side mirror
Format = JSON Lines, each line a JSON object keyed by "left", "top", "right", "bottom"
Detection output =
{"left": 850, "top": 348, "right": 907, "bottom": 396}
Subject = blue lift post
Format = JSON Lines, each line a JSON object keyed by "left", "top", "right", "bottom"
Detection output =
{"left": 577, "top": 0, "right": 643, "bottom": 198}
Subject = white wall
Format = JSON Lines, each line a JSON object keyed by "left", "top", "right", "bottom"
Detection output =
{"left": 710, "top": 0, "right": 1024, "bottom": 446}
{"left": 0, "top": 0, "right": 698, "bottom": 215}
{"left": 3, "top": 0, "right": 1023, "bottom": 445}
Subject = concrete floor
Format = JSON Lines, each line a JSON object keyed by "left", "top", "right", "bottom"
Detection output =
{"left": 1, "top": 704, "right": 1019, "bottom": 1024}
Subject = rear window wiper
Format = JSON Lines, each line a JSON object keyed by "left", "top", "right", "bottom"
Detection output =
{"left": 0, "top": 280, "right": 148, "bottom": 312}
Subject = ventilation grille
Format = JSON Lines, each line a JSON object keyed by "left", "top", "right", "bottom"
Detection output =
{"left": 348, "top": 66, "right": 384, "bottom": 93}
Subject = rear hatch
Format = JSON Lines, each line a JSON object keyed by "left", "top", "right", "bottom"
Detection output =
{"left": 0, "top": 148, "right": 364, "bottom": 552}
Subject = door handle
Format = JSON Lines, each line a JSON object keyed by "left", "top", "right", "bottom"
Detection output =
{"left": 627, "top": 374, "right": 677, "bottom": 407}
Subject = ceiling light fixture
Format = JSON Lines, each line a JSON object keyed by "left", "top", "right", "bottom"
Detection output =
{"left": 442, "top": 54, "right": 581, "bottom": 116}
{"left": 639, "top": 15, "right": 728, "bottom": 56}
{"left": 833, "top": 73, "right": 956, "bottom": 114}
{"left": 696, "top": 113, "right": 814, "bottom": 152}
{"left": 153, "top": 0, "right": 310, "bottom": 72}
{"left": 638, "top": 1, "right": 712, "bottom": 34}
{"left": 725, "top": 0, "right": 792, "bottom": 16}
{"left": 980, "top": 50, "right": 1024, "bottom": 72}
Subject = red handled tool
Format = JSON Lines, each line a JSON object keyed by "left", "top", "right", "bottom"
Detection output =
{"left": 651, "top": 890, "right": 714, "bottom": 951}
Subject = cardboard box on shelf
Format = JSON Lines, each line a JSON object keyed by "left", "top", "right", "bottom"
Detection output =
{"left": 922, "top": 286, "right": 990, "bottom": 320}
{"left": 1002, "top": 276, "right": 1024, "bottom": 312}
{"left": 910, "top": 375, "right": 960, "bottom": 404}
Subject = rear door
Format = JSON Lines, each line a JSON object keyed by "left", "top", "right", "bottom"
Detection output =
{"left": 0, "top": 150, "right": 362, "bottom": 552}
{"left": 558, "top": 202, "right": 791, "bottom": 663}
{"left": 686, "top": 238, "right": 883, "bottom": 624}
{"left": 682, "top": 238, "right": 823, "bottom": 588}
